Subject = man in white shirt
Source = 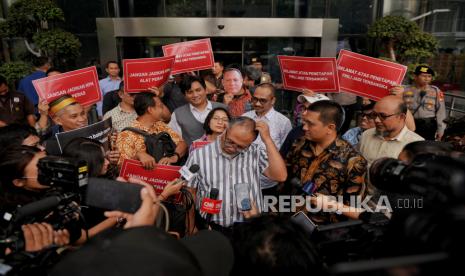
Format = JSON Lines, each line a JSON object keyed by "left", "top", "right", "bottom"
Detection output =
{"left": 243, "top": 83, "right": 292, "bottom": 195}
{"left": 359, "top": 95, "right": 424, "bottom": 166}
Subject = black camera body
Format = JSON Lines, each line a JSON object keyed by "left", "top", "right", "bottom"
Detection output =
{"left": 38, "top": 156, "right": 88, "bottom": 193}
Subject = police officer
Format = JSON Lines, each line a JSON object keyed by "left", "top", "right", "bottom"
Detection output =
{"left": 402, "top": 65, "right": 446, "bottom": 140}
{"left": 250, "top": 57, "right": 272, "bottom": 84}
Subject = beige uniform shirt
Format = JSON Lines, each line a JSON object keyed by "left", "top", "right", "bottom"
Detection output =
{"left": 359, "top": 126, "right": 424, "bottom": 166}
{"left": 403, "top": 85, "right": 447, "bottom": 135}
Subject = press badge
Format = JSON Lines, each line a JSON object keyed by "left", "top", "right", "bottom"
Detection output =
{"left": 13, "top": 97, "right": 20, "bottom": 103}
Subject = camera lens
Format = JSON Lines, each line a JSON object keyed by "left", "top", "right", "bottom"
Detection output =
{"left": 370, "top": 158, "right": 406, "bottom": 191}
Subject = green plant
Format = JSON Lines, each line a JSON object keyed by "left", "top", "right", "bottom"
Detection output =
{"left": 0, "top": 62, "right": 33, "bottom": 87}
{"left": 0, "top": 0, "right": 80, "bottom": 67}
{"left": 34, "top": 29, "right": 81, "bottom": 60}
{"left": 368, "top": 15, "right": 438, "bottom": 64}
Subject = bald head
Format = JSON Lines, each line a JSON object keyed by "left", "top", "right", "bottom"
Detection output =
{"left": 228, "top": 117, "right": 257, "bottom": 137}
{"left": 373, "top": 95, "right": 407, "bottom": 138}
{"left": 375, "top": 95, "right": 407, "bottom": 115}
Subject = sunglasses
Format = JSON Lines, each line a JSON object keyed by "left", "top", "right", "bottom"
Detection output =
{"left": 251, "top": 96, "right": 270, "bottom": 105}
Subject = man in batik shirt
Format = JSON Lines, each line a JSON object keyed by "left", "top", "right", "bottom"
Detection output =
{"left": 285, "top": 100, "right": 368, "bottom": 224}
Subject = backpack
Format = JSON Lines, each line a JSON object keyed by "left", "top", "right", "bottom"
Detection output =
{"left": 122, "top": 127, "right": 176, "bottom": 162}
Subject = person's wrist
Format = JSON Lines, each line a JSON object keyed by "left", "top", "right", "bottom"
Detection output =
{"left": 171, "top": 152, "right": 180, "bottom": 162}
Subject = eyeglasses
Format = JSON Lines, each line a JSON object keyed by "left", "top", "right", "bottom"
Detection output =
{"left": 211, "top": 116, "right": 229, "bottom": 123}
{"left": 360, "top": 112, "right": 375, "bottom": 119}
{"left": 367, "top": 112, "right": 401, "bottom": 121}
{"left": 223, "top": 131, "right": 250, "bottom": 153}
{"left": 251, "top": 96, "right": 270, "bottom": 105}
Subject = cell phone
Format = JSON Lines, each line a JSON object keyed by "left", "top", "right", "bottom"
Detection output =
{"left": 234, "top": 183, "right": 251, "bottom": 211}
{"left": 291, "top": 211, "right": 318, "bottom": 235}
{"left": 85, "top": 178, "right": 143, "bottom": 213}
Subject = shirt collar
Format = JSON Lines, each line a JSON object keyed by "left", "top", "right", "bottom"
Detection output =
{"left": 117, "top": 104, "right": 136, "bottom": 114}
{"left": 106, "top": 76, "right": 121, "bottom": 82}
{"left": 252, "top": 107, "right": 275, "bottom": 121}
{"left": 132, "top": 119, "right": 152, "bottom": 132}
{"left": 189, "top": 101, "right": 213, "bottom": 113}
{"left": 375, "top": 125, "right": 408, "bottom": 141}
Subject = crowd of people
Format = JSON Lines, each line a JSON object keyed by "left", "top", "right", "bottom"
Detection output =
{"left": 0, "top": 55, "right": 464, "bottom": 275}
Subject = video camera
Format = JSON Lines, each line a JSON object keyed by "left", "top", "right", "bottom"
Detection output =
{"left": 370, "top": 153, "right": 465, "bottom": 208}
{"left": 37, "top": 156, "right": 88, "bottom": 194}
{"left": 324, "top": 154, "right": 465, "bottom": 275}
{"left": 0, "top": 156, "right": 88, "bottom": 256}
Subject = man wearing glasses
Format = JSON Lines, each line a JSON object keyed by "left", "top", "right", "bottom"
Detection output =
{"left": 183, "top": 117, "right": 287, "bottom": 234}
{"left": 342, "top": 101, "right": 376, "bottom": 149}
{"left": 243, "top": 83, "right": 292, "bottom": 195}
{"left": 359, "top": 95, "right": 424, "bottom": 166}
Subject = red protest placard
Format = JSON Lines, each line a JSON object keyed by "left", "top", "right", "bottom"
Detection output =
{"left": 162, "top": 38, "right": 214, "bottom": 74}
{"left": 33, "top": 66, "right": 101, "bottom": 106}
{"left": 337, "top": 50, "right": 407, "bottom": 101}
{"left": 119, "top": 159, "right": 182, "bottom": 203}
{"left": 123, "top": 56, "right": 175, "bottom": 93}
{"left": 200, "top": 198, "right": 222, "bottom": 214}
{"left": 278, "top": 56, "right": 339, "bottom": 93}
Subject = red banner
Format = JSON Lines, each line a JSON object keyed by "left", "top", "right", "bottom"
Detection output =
{"left": 33, "top": 66, "right": 101, "bottom": 106}
{"left": 200, "top": 198, "right": 222, "bottom": 214}
{"left": 278, "top": 56, "right": 339, "bottom": 93}
{"left": 119, "top": 159, "right": 182, "bottom": 203}
{"left": 123, "top": 56, "right": 175, "bottom": 93}
{"left": 337, "top": 50, "right": 407, "bottom": 101}
{"left": 162, "top": 38, "right": 214, "bottom": 74}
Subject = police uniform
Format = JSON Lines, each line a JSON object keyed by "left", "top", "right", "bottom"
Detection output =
{"left": 0, "top": 91, "right": 35, "bottom": 125}
{"left": 403, "top": 66, "right": 446, "bottom": 140}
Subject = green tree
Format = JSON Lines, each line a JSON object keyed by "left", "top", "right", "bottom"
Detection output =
{"left": 0, "top": 0, "right": 81, "bottom": 67}
{"left": 367, "top": 15, "right": 438, "bottom": 64}
{"left": 0, "top": 61, "right": 32, "bottom": 88}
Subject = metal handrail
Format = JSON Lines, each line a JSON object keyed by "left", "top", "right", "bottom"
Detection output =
{"left": 444, "top": 91, "right": 465, "bottom": 117}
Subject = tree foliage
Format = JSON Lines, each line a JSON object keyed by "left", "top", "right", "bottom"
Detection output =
{"left": 34, "top": 29, "right": 81, "bottom": 62}
{"left": 368, "top": 15, "right": 438, "bottom": 64}
{"left": 0, "top": 61, "right": 33, "bottom": 88}
{"left": 0, "top": 0, "right": 80, "bottom": 66}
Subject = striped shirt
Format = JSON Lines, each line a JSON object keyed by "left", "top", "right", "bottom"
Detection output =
{"left": 184, "top": 137, "right": 268, "bottom": 227}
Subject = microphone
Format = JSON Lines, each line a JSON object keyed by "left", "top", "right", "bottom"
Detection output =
{"left": 301, "top": 181, "right": 317, "bottom": 196}
{"left": 14, "top": 196, "right": 62, "bottom": 223}
{"left": 178, "top": 164, "right": 200, "bottom": 183}
{"left": 419, "top": 90, "right": 427, "bottom": 99}
{"left": 178, "top": 164, "right": 200, "bottom": 194}
{"left": 205, "top": 188, "right": 219, "bottom": 225}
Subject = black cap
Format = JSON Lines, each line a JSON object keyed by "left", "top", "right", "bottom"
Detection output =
{"left": 50, "top": 227, "right": 234, "bottom": 276}
{"left": 414, "top": 65, "right": 435, "bottom": 76}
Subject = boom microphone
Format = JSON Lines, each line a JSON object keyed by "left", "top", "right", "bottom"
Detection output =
{"left": 14, "top": 196, "right": 62, "bottom": 223}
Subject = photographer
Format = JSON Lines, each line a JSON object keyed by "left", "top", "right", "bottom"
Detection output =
{"left": 0, "top": 146, "right": 82, "bottom": 251}
{"left": 0, "top": 146, "right": 49, "bottom": 212}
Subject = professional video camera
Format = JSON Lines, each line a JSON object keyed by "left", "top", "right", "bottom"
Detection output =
{"left": 369, "top": 153, "right": 465, "bottom": 207}
{"left": 0, "top": 156, "right": 88, "bottom": 262}
{"left": 326, "top": 154, "right": 465, "bottom": 275}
